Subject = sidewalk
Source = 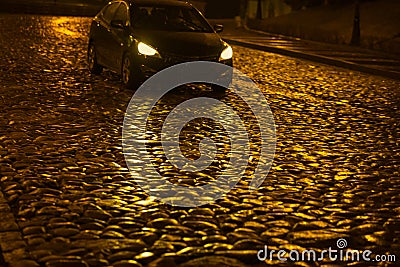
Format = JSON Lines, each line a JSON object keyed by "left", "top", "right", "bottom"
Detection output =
{"left": 211, "top": 19, "right": 400, "bottom": 81}
{"left": 246, "top": 0, "right": 400, "bottom": 55}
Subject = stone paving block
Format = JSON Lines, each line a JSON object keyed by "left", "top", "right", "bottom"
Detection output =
{"left": 0, "top": 203, "right": 11, "bottom": 212}
{"left": 1, "top": 240, "right": 27, "bottom": 252}
{"left": 9, "top": 259, "right": 40, "bottom": 267}
{"left": 3, "top": 248, "right": 30, "bottom": 263}
{"left": 0, "top": 231, "right": 23, "bottom": 242}
{"left": 0, "top": 220, "right": 19, "bottom": 232}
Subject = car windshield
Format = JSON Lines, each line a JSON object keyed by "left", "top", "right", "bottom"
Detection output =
{"left": 131, "top": 5, "right": 213, "bottom": 33}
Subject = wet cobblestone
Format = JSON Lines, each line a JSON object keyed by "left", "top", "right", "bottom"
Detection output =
{"left": 0, "top": 14, "right": 399, "bottom": 266}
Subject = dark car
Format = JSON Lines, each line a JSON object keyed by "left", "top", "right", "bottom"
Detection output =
{"left": 88, "top": 0, "right": 233, "bottom": 89}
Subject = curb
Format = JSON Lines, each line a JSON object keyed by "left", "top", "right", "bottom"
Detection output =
{"left": 224, "top": 38, "right": 400, "bottom": 81}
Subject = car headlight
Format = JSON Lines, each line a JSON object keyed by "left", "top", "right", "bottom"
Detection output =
{"left": 138, "top": 42, "right": 159, "bottom": 57}
{"left": 220, "top": 45, "right": 233, "bottom": 60}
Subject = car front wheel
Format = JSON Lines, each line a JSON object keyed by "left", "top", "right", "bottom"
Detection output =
{"left": 121, "top": 55, "right": 141, "bottom": 89}
{"left": 88, "top": 43, "right": 102, "bottom": 75}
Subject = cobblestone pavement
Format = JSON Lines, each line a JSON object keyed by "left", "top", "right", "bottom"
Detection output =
{"left": 1, "top": 14, "right": 400, "bottom": 267}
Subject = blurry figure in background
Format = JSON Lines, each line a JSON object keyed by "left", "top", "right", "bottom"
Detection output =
{"left": 234, "top": 15, "right": 241, "bottom": 29}
{"left": 235, "top": 0, "right": 248, "bottom": 29}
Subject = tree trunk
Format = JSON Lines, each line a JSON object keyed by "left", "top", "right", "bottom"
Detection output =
{"left": 350, "top": 0, "right": 360, "bottom": 45}
{"left": 257, "top": 0, "right": 262, "bottom": 19}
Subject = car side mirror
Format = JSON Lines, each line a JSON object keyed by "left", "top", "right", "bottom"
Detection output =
{"left": 214, "top": 24, "right": 224, "bottom": 33}
{"left": 110, "top": 20, "right": 126, "bottom": 29}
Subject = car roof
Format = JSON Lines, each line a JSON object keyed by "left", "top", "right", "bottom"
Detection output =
{"left": 121, "top": 0, "right": 192, "bottom": 7}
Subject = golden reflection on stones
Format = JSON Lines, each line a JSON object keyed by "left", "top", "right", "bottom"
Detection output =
{"left": 50, "top": 17, "right": 81, "bottom": 38}
{"left": 1, "top": 14, "right": 400, "bottom": 267}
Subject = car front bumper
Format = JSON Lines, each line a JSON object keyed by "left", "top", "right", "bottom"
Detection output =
{"left": 136, "top": 54, "right": 233, "bottom": 80}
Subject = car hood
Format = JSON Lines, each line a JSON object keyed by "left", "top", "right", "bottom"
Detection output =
{"left": 134, "top": 30, "right": 224, "bottom": 57}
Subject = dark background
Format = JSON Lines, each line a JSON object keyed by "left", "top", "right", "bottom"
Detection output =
{"left": 204, "top": 0, "right": 241, "bottom": 19}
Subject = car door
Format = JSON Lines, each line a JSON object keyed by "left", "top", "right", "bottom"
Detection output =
{"left": 95, "top": 2, "right": 120, "bottom": 68}
{"left": 108, "top": 2, "right": 130, "bottom": 72}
